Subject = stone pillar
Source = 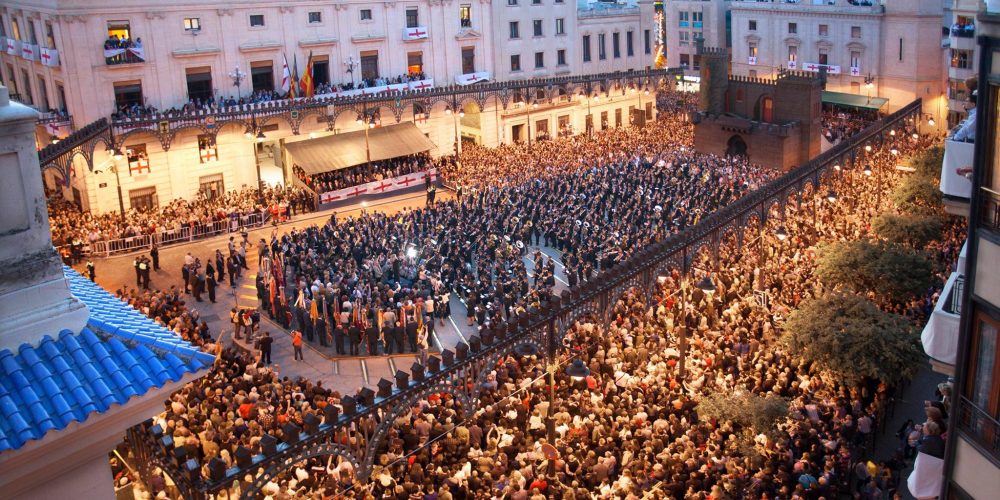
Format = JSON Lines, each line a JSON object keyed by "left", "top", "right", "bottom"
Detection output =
{"left": 0, "top": 85, "right": 88, "bottom": 350}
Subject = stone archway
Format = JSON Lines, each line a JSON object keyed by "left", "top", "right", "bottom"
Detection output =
{"left": 726, "top": 134, "right": 748, "bottom": 158}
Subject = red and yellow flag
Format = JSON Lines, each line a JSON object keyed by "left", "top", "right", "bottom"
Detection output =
{"left": 300, "top": 51, "right": 314, "bottom": 97}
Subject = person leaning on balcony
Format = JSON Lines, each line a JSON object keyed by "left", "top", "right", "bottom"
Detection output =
{"left": 953, "top": 79, "right": 978, "bottom": 143}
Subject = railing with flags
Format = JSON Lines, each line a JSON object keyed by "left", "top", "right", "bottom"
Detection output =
{"left": 330, "top": 79, "right": 434, "bottom": 98}
{"left": 455, "top": 71, "right": 490, "bottom": 85}
{"left": 104, "top": 45, "right": 146, "bottom": 65}
{"left": 20, "top": 42, "right": 38, "bottom": 61}
{"left": 748, "top": 56, "right": 757, "bottom": 65}
{"left": 801, "top": 62, "right": 841, "bottom": 74}
{"left": 402, "top": 26, "right": 429, "bottom": 41}
{"left": 319, "top": 168, "right": 438, "bottom": 205}
{"left": 787, "top": 60, "right": 797, "bottom": 69}
{"left": 40, "top": 47, "right": 59, "bottom": 67}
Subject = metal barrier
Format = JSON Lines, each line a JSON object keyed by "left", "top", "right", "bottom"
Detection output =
{"left": 89, "top": 211, "right": 272, "bottom": 257}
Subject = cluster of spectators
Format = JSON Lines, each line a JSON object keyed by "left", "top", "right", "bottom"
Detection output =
{"left": 103, "top": 34, "right": 143, "bottom": 65}
{"left": 48, "top": 185, "right": 313, "bottom": 250}
{"left": 293, "top": 153, "right": 450, "bottom": 195}
{"left": 113, "top": 285, "right": 215, "bottom": 352}
{"left": 822, "top": 109, "right": 878, "bottom": 144}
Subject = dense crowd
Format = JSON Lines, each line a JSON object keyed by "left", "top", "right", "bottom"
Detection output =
{"left": 260, "top": 103, "right": 775, "bottom": 359}
{"left": 294, "top": 153, "right": 450, "bottom": 195}
{"left": 113, "top": 285, "right": 217, "bottom": 352}
{"left": 49, "top": 185, "right": 314, "bottom": 251}
{"left": 822, "top": 109, "right": 878, "bottom": 144}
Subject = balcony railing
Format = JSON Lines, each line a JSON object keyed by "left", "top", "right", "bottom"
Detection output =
{"left": 941, "top": 139, "right": 974, "bottom": 200}
{"left": 951, "top": 25, "right": 976, "bottom": 38}
{"left": 982, "top": 187, "right": 1000, "bottom": 233}
{"left": 104, "top": 42, "right": 146, "bottom": 65}
{"left": 921, "top": 272, "right": 963, "bottom": 366}
{"left": 957, "top": 396, "right": 1000, "bottom": 463}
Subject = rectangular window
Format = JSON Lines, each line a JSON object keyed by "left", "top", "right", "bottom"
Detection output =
{"left": 199, "top": 173, "right": 224, "bottom": 195}
{"left": 407, "top": 52, "right": 423, "bottom": 74}
{"left": 360, "top": 9, "right": 372, "bottom": 21}
{"left": 198, "top": 137, "right": 219, "bottom": 164}
{"left": 851, "top": 26, "right": 861, "bottom": 38}
{"left": 749, "top": 20, "right": 757, "bottom": 31}
{"left": 312, "top": 56, "right": 330, "bottom": 86}
{"left": 185, "top": 66, "right": 213, "bottom": 102}
{"left": 535, "top": 51, "right": 544, "bottom": 68}
{"left": 360, "top": 51, "right": 379, "bottom": 80}
{"left": 556, "top": 18, "right": 565, "bottom": 35}
{"left": 644, "top": 30, "right": 650, "bottom": 54}
{"left": 598, "top": 33, "right": 606, "bottom": 60}
{"left": 679, "top": 54, "right": 690, "bottom": 67}
{"left": 850, "top": 50, "right": 860, "bottom": 69}
{"left": 693, "top": 54, "right": 701, "bottom": 70}
{"left": 583, "top": 35, "right": 591, "bottom": 62}
{"left": 899, "top": 38, "right": 903, "bottom": 61}
{"left": 459, "top": 4, "right": 471, "bottom": 27}
{"left": 125, "top": 144, "right": 149, "bottom": 176}
{"left": 965, "top": 313, "right": 999, "bottom": 417}
{"left": 510, "top": 21, "right": 519, "bottom": 39}
{"left": 511, "top": 54, "right": 521, "bottom": 72}
{"left": 951, "top": 49, "right": 972, "bottom": 69}
{"left": 113, "top": 80, "right": 142, "bottom": 111}
{"left": 406, "top": 8, "right": 418, "bottom": 28}
{"left": 508, "top": 0, "right": 517, "bottom": 4}
{"left": 748, "top": 43, "right": 757, "bottom": 58}
{"left": 788, "top": 45, "right": 797, "bottom": 62}
{"left": 45, "top": 21, "right": 55, "bottom": 48}
{"left": 533, "top": 0, "right": 541, "bottom": 4}
{"left": 693, "top": 12, "right": 703, "bottom": 23}
{"left": 557, "top": 49, "right": 566, "bottom": 66}
{"left": 308, "top": 12, "right": 322, "bottom": 24}
{"left": 788, "top": 22, "right": 797, "bottom": 34}
{"left": 818, "top": 51, "right": 828, "bottom": 66}
{"left": 4, "top": 65, "right": 16, "bottom": 94}
{"left": 28, "top": 20, "right": 38, "bottom": 44}
{"left": 11, "top": 18, "right": 21, "bottom": 40}
{"left": 56, "top": 84, "right": 66, "bottom": 112}
{"left": 249, "top": 14, "right": 264, "bottom": 27}
{"left": 37, "top": 76, "right": 49, "bottom": 111}
{"left": 0, "top": 17, "right": 7, "bottom": 39}
{"left": 819, "top": 24, "right": 828, "bottom": 37}
{"left": 106, "top": 20, "right": 131, "bottom": 41}
{"left": 20, "top": 69, "right": 32, "bottom": 104}
{"left": 250, "top": 61, "right": 274, "bottom": 92}
{"left": 679, "top": 12, "right": 689, "bottom": 22}
{"left": 184, "top": 17, "right": 201, "bottom": 31}
{"left": 626, "top": 31, "right": 634, "bottom": 57}
{"left": 615, "top": 108, "right": 622, "bottom": 128}
{"left": 128, "top": 186, "right": 156, "bottom": 211}
{"left": 613, "top": 32, "right": 620, "bottom": 58}
{"left": 462, "top": 47, "right": 475, "bottom": 73}
{"left": 533, "top": 20, "right": 542, "bottom": 37}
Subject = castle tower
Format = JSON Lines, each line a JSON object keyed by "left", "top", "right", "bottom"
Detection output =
{"left": 698, "top": 39, "right": 729, "bottom": 116}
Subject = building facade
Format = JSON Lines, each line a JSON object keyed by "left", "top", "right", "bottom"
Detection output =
{"left": 945, "top": 0, "right": 982, "bottom": 127}
{"left": 663, "top": 0, "right": 730, "bottom": 77}
{"left": 729, "top": 0, "right": 947, "bottom": 125}
{"left": 0, "top": 0, "right": 659, "bottom": 216}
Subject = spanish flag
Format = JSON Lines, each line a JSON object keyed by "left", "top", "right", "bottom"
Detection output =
{"left": 300, "top": 51, "right": 314, "bottom": 97}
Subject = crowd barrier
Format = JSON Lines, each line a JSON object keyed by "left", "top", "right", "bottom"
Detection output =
{"left": 87, "top": 211, "right": 271, "bottom": 257}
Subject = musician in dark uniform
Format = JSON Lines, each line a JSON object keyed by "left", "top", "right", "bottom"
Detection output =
{"left": 316, "top": 294, "right": 329, "bottom": 347}
{"left": 366, "top": 318, "right": 380, "bottom": 355}
{"left": 348, "top": 322, "right": 361, "bottom": 356}
{"left": 332, "top": 321, "right": 345, "bottom": 355}
{"left": 391, "top": 320, "right": 405, "bottom": 355}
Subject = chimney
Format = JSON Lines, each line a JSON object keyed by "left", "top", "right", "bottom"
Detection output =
{"left": 0, "top": 85, "right": 88, "bottom": 350}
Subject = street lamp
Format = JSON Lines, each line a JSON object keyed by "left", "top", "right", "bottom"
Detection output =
{"left": 357, "top": 104, "right": 377, "bottom": 168}
{"left": 343, "top": 56, "right": 359, "bottom": 88}
{"left": 677, "top": 274, "right": 716, "bottom": 379}
{"left": 229, "top": 66, "right": 246, "bottom": 101}
{"left": 864, "top": 72, "right": 875, "bottom": 104}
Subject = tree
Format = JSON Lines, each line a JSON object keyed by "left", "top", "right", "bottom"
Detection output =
{"left": 782, "top": 292, "right": 924, "bottom": 384}
{"left": 892, "top": 174, "right": 943, "bottom": 214}
{"left": 906, "top": 145, "right": 944, "bottom": 179}
{"left": 698, "top": 392, "right": 790, "bottom": 435}
{"left": 815, "top": 239, "right": 936, "bottom": 302}
{"left": 872, "top": 212, "right": 943, "bottom": 248}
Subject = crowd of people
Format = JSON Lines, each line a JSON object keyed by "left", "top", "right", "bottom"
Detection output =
{"left": 293, "top": 153, "right": 450, "bottom": 195}
{"left": 49, "top": 185, "right": 314, "bottom": 253}
{"left": 821, "top": 108, "right": 878, "bottom": 144}
{"left": 112, "top": 85, "right": 961, "bottom": 498}
{"left": 113, "top": 285, "right": 216, "bottom": 352}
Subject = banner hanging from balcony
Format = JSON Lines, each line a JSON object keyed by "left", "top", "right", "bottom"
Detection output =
{"left": 319, "top": 169, "right": 438, "bottom": 205}
{"left": 455, "top": 71, "right": 490, "bottom": 85}
{"left": 324, "top": 79, "right": 435, "bottom": 98}
{"left": 104, "top": 46, "right": 145, "bottom": 62}
{"left": 40, "top": 47, "right": 59, "bottom": 67}
{"left": 402, "top": 26, "right": 429, "bottom": 41}
{"left": 801, "top": 62, "right": 841, "bottom": 74}
{"left": 5, "top": 37, "right": 20, "bottom": 56}
{"left": 20, "top": 43, "right": 38, "bottom": 61}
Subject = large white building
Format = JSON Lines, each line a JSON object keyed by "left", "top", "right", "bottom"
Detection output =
{"left": 944, "top": 0, "right": 981, "bottom": 127}
{"left": 0, "top": 0, "right": 662, "bottom": 216}
{"left": 729, "top": 0, "right": 947, "bottom": 124}
{"left": 663, "top": 0, "right": 730, "bottom": 77}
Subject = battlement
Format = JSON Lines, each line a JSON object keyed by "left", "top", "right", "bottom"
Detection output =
{"left": 729, "top": 74, "right": 777, "bottom": 87}
{"left": 696, "top": 41, "right": 728, "bottom": 57}
{"left": 776, "top": 69, "right": 825, "bottom": 85}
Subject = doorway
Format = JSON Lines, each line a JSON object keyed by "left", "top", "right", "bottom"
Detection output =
{"left": 726, "top": 134, "right": 748, "bottom": 157}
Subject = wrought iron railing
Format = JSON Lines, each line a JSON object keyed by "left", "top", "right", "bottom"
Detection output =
{"left": 131, "top": 98, "right": 924, "bottom": 499}
{"left": 957, "top": 396, "right": 1000, "bottom": 463}
{"left": 944, "top": 274, "right": 966, "bottom": 315}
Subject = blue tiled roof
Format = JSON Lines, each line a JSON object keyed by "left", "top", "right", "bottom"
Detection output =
{"left": 0, "top": 267, "right": 215, "bottom": 452}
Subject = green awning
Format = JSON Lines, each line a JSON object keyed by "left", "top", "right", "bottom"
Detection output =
{"left": 821, "top": 90, "right": 888, "bottom": 111}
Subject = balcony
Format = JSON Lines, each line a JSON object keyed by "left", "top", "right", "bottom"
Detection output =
{"left": 104, "top": 41, "right": 146, "bottom": 66}
{"left": 951, "top": 25, "right": 976, "bottom": 38}
{"left": 956, "top": 397, "right": 1000, "bottom": 464}
{"left": 941, "top": 139, "right": 974, "bottom": 203}
{"left": 920, "top": 271, "right": 963, "bottom": 371}
{"left": 983, "top": 187, "right": 1000, "bottom": 233}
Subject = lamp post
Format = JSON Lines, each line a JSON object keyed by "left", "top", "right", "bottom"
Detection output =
{"left": 245, "top": 112, "right": 266, "bottom": 191}
{"left": 582, "top": 81, "right": 593, "bottom": 138}
{"left": 864, "top": 73, "right": 875, "bottom": 104}
{"left": 229, "top": 66, "right": 246, "bottom": 101}
{"left": 106, "top": 128, "right": 126, "bottom": 223}
{"left": 678, "top": 275, "right": 716, "bottom": 379}
{"left": 344, "top": 56, "right": 359, "bottom": 88}
{"left": 445, "top": 94, "right": 463, "bottom": 155}
{"left": 356, "top": 102, "right": 376, "bottom": 169}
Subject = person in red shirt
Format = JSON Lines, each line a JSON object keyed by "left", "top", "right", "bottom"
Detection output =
{"left": 292, "top": 330, "right": 304, "bottom": 361}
